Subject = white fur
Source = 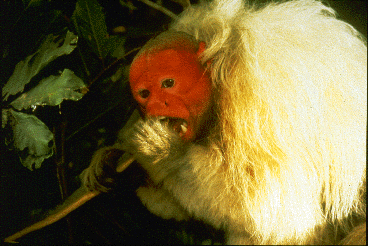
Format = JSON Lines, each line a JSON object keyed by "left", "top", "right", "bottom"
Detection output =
{"left": 162, "top": 0, "right": 366, "bottom": 243}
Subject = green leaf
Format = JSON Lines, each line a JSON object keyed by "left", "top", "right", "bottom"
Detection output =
{"left": 23, "top": 0, "right": 44, "bottom": 8}
{"left": 3, "top": 109, "right": 54, "bottom": 170}
{"left": 72, "top": 0, "right": 125, "bottom": 60}
{"left": 10, "top": 69, "right": 87, "bottom": 111}
{"left": 109, "top": 36, "right": 126, "bottom": 59}
{"left": 2, "top": 31, "right": 78, "bottom": 101}
{"left": 72, "top": 0, "right": 107, "bottom": 59}
{"left": 119, "top": 0, "right": 137, "bottom": 11}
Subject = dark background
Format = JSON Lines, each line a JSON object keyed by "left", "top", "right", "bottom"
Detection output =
{"left": 1, "top": 0, "right": 366, "bottom": 244}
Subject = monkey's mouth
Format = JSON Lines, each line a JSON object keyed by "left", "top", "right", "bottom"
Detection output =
{"left": 158, "top": 117, "right": 188, "bottom": 138}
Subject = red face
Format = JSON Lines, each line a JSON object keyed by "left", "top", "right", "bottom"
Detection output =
{"left": 129, "top": 43, "right": 211, "bottom": 141}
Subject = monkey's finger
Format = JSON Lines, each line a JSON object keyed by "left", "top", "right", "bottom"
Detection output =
{"left": 116, "top": 152, "right": 135, "bottom": 173}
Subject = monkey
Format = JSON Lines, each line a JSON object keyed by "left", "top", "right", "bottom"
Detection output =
{"left": 5, "top": 0, "right": 366, "bottom": 244}
{"left": 82, "top": 0, "right": 367, "bottom": 244}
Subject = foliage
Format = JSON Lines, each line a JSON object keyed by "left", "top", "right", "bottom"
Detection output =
{"left": 1, "top": 0, "right": 130, "bottom": 170}
{"left": 3, "top": 109, "right": 54, "bottom": 170}
{"left": 2, "top": 30, "right": 82, "bottom": 170}
{"left": 73, "top": 0, "right": 126, "bottom": 62}
{"left": 10, "top": 68, "right": 85, "bottom": 111}
{"left": 0, "top": 0, "right": 223, "bottom": 244}
{"left": 2, "top": 31, "right": 78, "bottom": 101}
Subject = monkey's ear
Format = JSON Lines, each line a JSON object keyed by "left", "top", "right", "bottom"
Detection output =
{"left": 197, "top": 41, "right": 206, "bottom": 58}
{"left": 197, "top": 41, "right": 212, "bottom": 69}
{"left": 197, "top": 41, "right": 212, "bottom": 68}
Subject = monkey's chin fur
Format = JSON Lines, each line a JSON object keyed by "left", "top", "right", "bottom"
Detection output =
{"left": 86, "top": 0, "right": 366, "bottom": 244}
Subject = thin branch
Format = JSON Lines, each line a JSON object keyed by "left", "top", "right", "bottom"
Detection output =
{"left": 88, "top": 46, "right": 141, "bottom": 88}
{"left": 73, "top": 16, "right": 91, "bottom": 77}
{"left": 4, "top": 152, "right": 135, "bottom": 243}
{"left": 171, "top": 0, "right": 191, "bottom": 9}
{"left": 139, "top": 0, "right": 178, "bottom": 20}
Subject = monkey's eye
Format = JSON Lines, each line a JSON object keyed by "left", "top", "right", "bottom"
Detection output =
{"left": 161, "top": 79, "right": 175, "bottom": 88}
{"left": 138, "top": 89, "right": 150, "bottom": 99}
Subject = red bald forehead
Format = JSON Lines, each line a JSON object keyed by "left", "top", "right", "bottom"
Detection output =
{"left": 133, "top": 31, "right": 200, "bottom": 58}
{"left": 129, "top": 31, "right": 205, "bottom": 88}
{"left": 129, "top": 48, "right": 198, "bottom": 84}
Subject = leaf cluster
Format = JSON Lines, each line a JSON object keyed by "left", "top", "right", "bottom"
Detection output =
{"left": 1, "top": 0, "right": 133, "bottom": 170}
{"left": 0, "top": 0, "right": 205, "bottom": 244}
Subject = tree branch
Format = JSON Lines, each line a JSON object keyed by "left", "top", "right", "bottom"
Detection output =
{"left": 139, "top": 0, "right": 178, "bottom": 20}
{"left": 4, "top": 152, "right": 135, "bottom": 243}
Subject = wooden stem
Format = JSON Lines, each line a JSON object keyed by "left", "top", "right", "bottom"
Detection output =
{"left": 4, "top": 152, "right": 135, "bottom": 243}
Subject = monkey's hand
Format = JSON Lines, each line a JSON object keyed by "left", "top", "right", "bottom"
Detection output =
{"left": 121, "top": 119, "right": 188, "bottom": 182}
{"left": 80, "top": 146, "right": 125, "bottom": 192}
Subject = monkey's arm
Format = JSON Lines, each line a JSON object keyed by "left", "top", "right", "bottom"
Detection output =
{"left": 121, "top": 119, "right": 254, "bottom": 243}
{"left": 4, "top": 151, "right": 134, "bottom": 243}
{"left": 122, "top": 120, "right": 228, "bottom": 213}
